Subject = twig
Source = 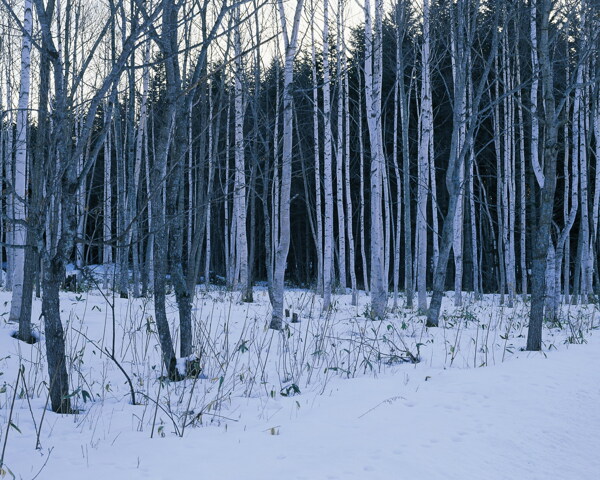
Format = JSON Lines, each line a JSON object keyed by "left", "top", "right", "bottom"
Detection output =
{"left": 35, "top": 382, "right": 52, "bottom": 451}
{"left": 72, "top": 327, "right": 137, "bottom": 405}
{"left": 0, "top": 365, "right": 22, "bottom": 470}
{"left": 31, "top": 447, "right": 54, "bottom": 480}
{"left": 150, "top": 366, "right": 165, "bottom": 438}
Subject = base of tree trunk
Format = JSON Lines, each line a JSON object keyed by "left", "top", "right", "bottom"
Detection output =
{"left": 11, "top": 330, "right": 38, "bottom": 345}
{"left": 269, "top": 318, "right": 282, "bottom": 330}
{"left": 242, "top": 290, "right": 253, "bottom": 303}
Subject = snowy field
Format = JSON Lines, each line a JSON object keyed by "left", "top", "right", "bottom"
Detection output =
{"left": 0, "top": 286, "right": 599, "bottom": 479}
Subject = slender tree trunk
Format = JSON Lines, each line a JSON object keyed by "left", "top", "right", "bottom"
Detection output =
{"left": 205, "top": 80, "right": 215, "bottom": 288}
{"left": 427, "top": 0, "right": 498, "bottom": 327}
{"left": 41, "top": 258, "right": 71, "bottom": 413}
{"left": 234, "top": 12, "right": 251, "bottom": 302}
{"left": 417, "top": 0, "right": 433, "bottom": 311}
{"left": 310, "top": 4, "right": 323, "bottom": 296}
{"left": 342, "top": 18, "right": 358, "bottom": 306}
{"left": 493, "top": 54, "right": 506, "bottom": 304}
{"left": 364, "top": 0, "right": 387, "bottom": 319}
{"left": 103, "top": 107, "right": 113, "bottom": 289}
{"left": 515, "top": 18, "right": 528, "bottom": 297}
{"left": 397, "top": 3, "right": 413, "bottom": 308}
{"left": 9, "top": 0, "right": 33, "bottom": 341}
{"left": 5, "top": 68, "right": 14, "bottom": 293}
{"left": 335, "top": 7, "right": 346, "bottom": 291}
{"left": 392, "top": 51, "right": 402, "bottom": 309}
{"left": 270, "top": 0, "right": 304, "bottom": 330}
{"left": 358, "top": 72, "right": 369, "bottom": 294}
{"left": 527, "top": 0, "right": 559, "bottom": 351}
{"left": 530, "top": 0, "right": 544, "bottom": 189}
{"left": 450, "top": 15, "right": 465, "bottom": 307}
{"left": 322, "top": 0, "right": 334, "bottom": 311}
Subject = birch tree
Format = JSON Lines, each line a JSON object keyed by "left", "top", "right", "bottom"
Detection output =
{"left": 363, "top": 0, "right": 387, "bottom": 319}
{"left": 310, "top": 0, "right": 323, "bottom": 295}
{"left": 8, "top": 0, "right": 33, "bottom": 342}
{"left": 396, "top": 0, "right": 414, "bottom": 308}
{"left": 270, "top": 0, "right": 304, "bottom": 330}
{"left": 427, "top": 0, "right": 498, "bottom": 327}
{"left": 526, "top": 0, "right": 560, "bottom": 351}
{"left": 335, "top": 0, "right": 346, "bottom": 292}
{"left": 322, "top": 0, "right": 334, "bottom": 311}
{"left": 234, "top": 7, "right": 251, "bottom": 302}
{"left": 416, "top": 0, "right": 432, "bottom": 312}
{"left": 341, "top": 1, "right": 357, "bottom": 306}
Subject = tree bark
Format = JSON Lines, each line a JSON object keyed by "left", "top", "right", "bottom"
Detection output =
{"left": 270, "top": 0, "right": 304, "bottom": 330}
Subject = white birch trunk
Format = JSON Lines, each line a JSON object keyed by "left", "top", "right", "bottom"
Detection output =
{"left": 5, "top": 46, "right": 14, "bottom": 291}
{"left": 358, "top": 72, "right": 369, "bottom": 294}
{"left": 578, "top": 77, "right": 591, "bottom": 301}
{"left": 271, "top": 64, "right": 280, "bottom": 283}
{"left": 75, "top": 115, "right": 87, "bottom": 271}
{"left": 416, "top": 0, "right": 433, "bottom": 311}
{"left": 364, "top": 0, "right": 387, "bottom": 318}
{"left": 310, "top": 4, "right": 324, "bottom": 296}
{"left": 103, "top": 108, "right": 113, "bottom": 289}
{"left": 343, "top": 48, "right": 358, "bottom": 306}
{"left": 562, "top": 87, "right": 571, "bottom": 305}
{"left": 322, "top": 0, "right": 334, "bottom": 310}
{"left": 493, "top": 53, "right": 506, "bottom": 302}
{"left": 450, "top": 17, "right": 465, "bottom": 307}
{"left": 335, "top": 7, "right": 346, "bottom": 291}
{"left": 131, "top": 41, "right": 150, "bottom": 298}
{"left": 515, "top": 21, "right": 528, "bottom": 297}
{"left": 234, "top": 14, "right": 250, "bottom": 301}
{"left": 430, "top": 135, "right": 438, "bottom": 274}
{"left": 501, "top": 24, "right": 516, "bottom": 307}
{"left": 270, "top": 0, "right": 304, "bottom": 329}
{"left": 383, "top": 158, "right": 391, "bottom": 289}
{"left": 205, "top": 80, "right": 214, "bottom": 288}
{"left": 530, "top": 0, "right": 544, "bottom": 188}
{"left": 8, "top": 0, "right": 32, "bottom": 323}
{"left": 544, "top": 241, "right": 556, "bottom": 314}
{"left": 224, "top": 98, "right": 233, "bottom": 287}
{"left": 392, "top": 13, "right": 402, "bottom": 310}
{"left": 145, "top": 112, "right": 154, "bottom": 292}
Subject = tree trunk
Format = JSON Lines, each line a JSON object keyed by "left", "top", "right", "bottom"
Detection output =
{"left": 526, "top": 0, "right": 559, "bottom": 351}
{"left": 364, "top": 0, "right": 387, "bottom": 319}
{"left": 234, "top": 12, "right": 251, "bottom": 302}
{"left": 9, "top": 0, "right": 33, "bottom": 341}
{"left": 270, "top": 0, "right": 304, "bottom": 330}
{"left": 310, "top": 6, "right": 324, "bottom": 296}
{"left": 416, "top": 0, "right": 433, "bottom": 312}
{"left": 322, "top": 0, "right": 334, "bottom": 311}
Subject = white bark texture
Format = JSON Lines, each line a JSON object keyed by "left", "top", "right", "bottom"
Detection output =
{"left": 416, "top": 0, "right": 433, "bottom": 311}
{"left": 9, "top": 0, "right": 33, "bottom": 323}
{"left": 364, "top": 0, "right": 387, "bottom": 318}
{"left": 234, "top": 14, "right": 250, "bottom": 301}
{"left": 270, "top": 0, "right": 304, "bottom": 329}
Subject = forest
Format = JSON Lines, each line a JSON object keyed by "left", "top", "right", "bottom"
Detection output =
{"left": 0, "top": 0, "right": 599, "bottom": 478}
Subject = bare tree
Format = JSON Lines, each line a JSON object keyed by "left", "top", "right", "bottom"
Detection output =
{"left": 270, "top": 0, "right": 304, "bottom": 330}
{"left": 427, "top": 0, "right": 498, "bottom": 327}
{"left": 322, "top": 0, "right": 334, "bottom": 311}
{"left": 526, "top": 0, "right": 560, "bottom": 350}
{"left": 8, "top": 0, "right": 32, "bottom": 341}
{"left": 363, "top": 0, "right": 387, "bottom": 319}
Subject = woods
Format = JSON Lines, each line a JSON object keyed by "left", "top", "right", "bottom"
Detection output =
{"left": 0, "top": 0, "right": 599, "bottom": 414}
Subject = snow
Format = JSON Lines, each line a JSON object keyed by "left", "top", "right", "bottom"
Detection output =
{"left": 0, "top": 287, "right": 598, "bottom": 479}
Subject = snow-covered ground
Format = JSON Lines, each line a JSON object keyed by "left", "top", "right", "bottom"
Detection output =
{"left": 0, "top": 287, "right": 598, "bottom": 479}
